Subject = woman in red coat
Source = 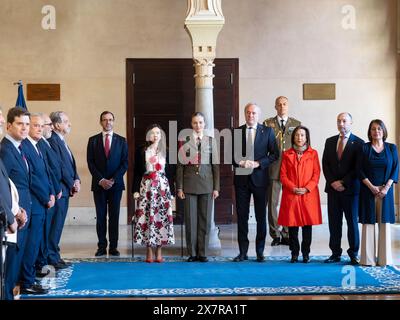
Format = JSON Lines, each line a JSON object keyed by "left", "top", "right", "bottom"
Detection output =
{"left": 278, "top": 126, "right": 322, "bottom": 263}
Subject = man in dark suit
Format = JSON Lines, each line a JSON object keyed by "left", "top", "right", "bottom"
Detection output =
{"left": 0, "top": 107, "right": 31, "bottom": 299}
{"left": 0, "top": 107, "right": 17, "bottom": 235}
{"left": 233, "top": 103, "right": 279, "bottom": 262}
{"left": 322, "top": 112, "right": 364, "bottom": 265}
{"left": 87, "top": 111, "right": 128, "bottom": 257}
{"left": 47, "top": 111, "right": 80, "bottom": 269}
{"left": 35, "top": 113, "right": 62, "bottom": 274}
{"left": 19, "top": 113, "right": 54, "bottom": 294}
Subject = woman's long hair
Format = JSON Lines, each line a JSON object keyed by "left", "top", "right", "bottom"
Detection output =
{"left": 144, "top": 123, "right": 167, "bottom": 157}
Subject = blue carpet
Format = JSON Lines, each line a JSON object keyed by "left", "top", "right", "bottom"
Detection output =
{"left": 27, "top": 256, "right": 400, "bottom": 298}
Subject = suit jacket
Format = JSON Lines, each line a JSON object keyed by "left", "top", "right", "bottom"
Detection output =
{"left": 0, "top": 159, "right": 15, "bottom": 226}
{"left": 233, "top": 123, "right": 279, "bottom": 187}
{"left": 176, "top": 135, "right": 219, "bottom": 194}
{"left": 0, "top": 137, "right": 32, "bottom": 223}
{"left": 47, "top": 131, "right": 80, "bottom": 197}
{"left": 264, "top": 116, "right": 301, "bottom": 180}
{"left": 358, "top": 142, "right": 399, "bottom": 224}
{"left": 87, "top": 132, "right": 128, "bottom": 192}
{"left": 38, "top": 138, "right": 62, "bottom": 195}
{"left": 322, "top": 133, "right": 364, "bottom": 195}
{"left": 23, "top": 139, "right": 53, "bottom": 216}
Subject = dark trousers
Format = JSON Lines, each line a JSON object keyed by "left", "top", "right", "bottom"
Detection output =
{"left": 327, "top": 192, "right": 360, "bottom": 258}
{"left": 93, "top": 189, "right": 123, "bottom": 250}
{"left": 36, "top": 206, "right": 55, "bottom": 269}
{"left": 235, "top": 183, "right": 267, "bottom": 257}
{"left": 4, "top": 228, "right": 28, "bottom": 300}
{"left": 20, "top": 213, "right": 45, "bottom": 288}
{"left": 289, "top": 226, "right": 312, "bottom": 257}
{"left": 184, "top": 193, "right": 213, "bottom": 257}
{"left": 48, "top": 195, "right": 69, "bottom": 264}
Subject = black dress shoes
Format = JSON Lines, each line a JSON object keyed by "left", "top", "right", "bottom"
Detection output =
{"left": 20, "top": 284, "right": 49, "bottom": 295}
{"left": 280, "top": 237, "right": 290, "bottom": 246}
{"left": 349, "top": 257, "right": 359, "bottom": 265}
{"left": 95, "top": 248, "right": 107, "bottom": 257}
{"left": 109, "top": 248, "right": 120, "bottom": 256}
{"left": 233, "top": 254, "right": 248, "bottom": 262}
{"left": 187, "top": 256, "right": 198, "bottom": 262}
{"left": 324, "top": 255, "right": 341, "bottom": 263}
{"left": 50, "top": 262, "right": 69, "bottom": 270}
{"left": 198, "top": 256, "right": 208, "bottom": 262}
{"left": 271, "top": 238, "right": 281, "bottom": 246}
{"left": 303, "top": 255, "right": 310, "bottom": 263}
{"left": 290, "top": 255, "right": 298, "bottom": 263}
{"left": 58, "top": 259, "right": 72, "bottom": 267}
{"left": 35, "top": 269, "right": 51, "bottom": 278}
{"left": 256, "top": 255, "right": 265, "bottom": 262}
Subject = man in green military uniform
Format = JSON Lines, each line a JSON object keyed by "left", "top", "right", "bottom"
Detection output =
{"left": 263, "top": 96, "right": 301, "bottom": 246}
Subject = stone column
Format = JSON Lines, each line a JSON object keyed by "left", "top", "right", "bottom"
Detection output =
{"left": 184, "top": 0, "right": 225, "bottom": 252}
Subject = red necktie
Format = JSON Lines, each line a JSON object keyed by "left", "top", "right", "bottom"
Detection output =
{"left": 104, "top": 134, "right": 110, "bottom": 158}
{"left": 337, "top": 135, "right": 345, "bottom": 160}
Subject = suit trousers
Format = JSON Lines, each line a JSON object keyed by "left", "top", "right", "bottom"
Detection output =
{"left": 93, "top": 189, "right": 123, "bottom": 250}
{"left": 20, "top": 213, "right": 45, "bottom": 288}
{"left": 327, "top": 192, "right": 360, "bottom": 258}
{"left": 267, "top": 179, "right": 288, "bottom": 239}
{"left": 360, "top": 198, "right": 393, "bottom": 266}
{"left": 4, "top": 229, "right": 28, "bottom": 300}
{"left": 184, "top": 193, "right": 213, "bottom": 257}
{"left": 48, "top": 195, "right": 69, "bottom": 264}
{"left": 235, "top": 182, "right": 267, "bottom": 257}
{"left": 36, "top": 206, "right": 55, "bottom": 269}
{"left": 288, "top": 225, "right": 312, "bottom": 256}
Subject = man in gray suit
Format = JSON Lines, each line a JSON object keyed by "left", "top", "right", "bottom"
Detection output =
{"left": 176, "top": 112, "right": 220, "bottom": 262}
{"left": 264, "top": 96, "right": 301, "bottom": 246}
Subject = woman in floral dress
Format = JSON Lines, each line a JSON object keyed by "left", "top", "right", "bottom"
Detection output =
{"left": 132, "top": 124, "right": 175, "bottom": 262}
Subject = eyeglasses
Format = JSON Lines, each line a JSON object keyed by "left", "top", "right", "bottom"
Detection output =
{"left": 44, "top": 123, "right": 53, "bottom": 126}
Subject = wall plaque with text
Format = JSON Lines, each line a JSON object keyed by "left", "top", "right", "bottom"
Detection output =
{"left": 27, "top": 83, "right": 60, "bottom": 101}
{"left": 303, "top": 83, "right": 335, "bottom": 100}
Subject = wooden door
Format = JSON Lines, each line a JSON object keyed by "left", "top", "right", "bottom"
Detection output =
{"left": 126, "top": 58, "right": 239, "bottom": 224}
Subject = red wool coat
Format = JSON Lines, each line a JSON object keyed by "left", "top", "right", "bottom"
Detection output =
{"left": 278, "top": 147, "right": 322, "bottom": 227}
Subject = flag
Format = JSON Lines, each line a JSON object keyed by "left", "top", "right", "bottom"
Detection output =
{"left": 15, "top": 80, "right": 28, "bottom": 111}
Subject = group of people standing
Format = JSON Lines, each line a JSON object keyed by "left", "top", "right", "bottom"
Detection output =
{"left": 1, "top": 96, "right": 398, "bottom": 299}
{"left": 1, "top": 107, "right": 79, "bottom": 299}
{"left": 131, "top": 96, "right": 398, "bottom": 268}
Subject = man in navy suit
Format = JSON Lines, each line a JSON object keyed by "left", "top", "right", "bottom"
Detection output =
{"left": 35, "top": 113, "right": 62, "bottom": 274}
{"left": 233, "top": 103, "right": 279, "bottom": 262}
{"left": 0, "top": 107, "right": 17, "bottom": 235}
{"left": 87, "top": 111, "right": 128, "bottom": 257}
{"left": 0, "top": 107, "right": 31, "bottom": 299}
{"left": 47, "top": 111, "right": 80, "bottom": 269}
{"left": 19, "top": 113, "right": 54, "bottom": 294}
{"left": 322, "top": 112, "right": 364, "bottom": 265}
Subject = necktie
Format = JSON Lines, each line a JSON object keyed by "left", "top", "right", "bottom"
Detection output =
{"left": 18, "top": 144, "right": 29, "bottom": 171}
{"left": 337, "top": 135, "right": 345, "bottom": 160}
{"left": 246, "top": 127, "right": 254, "bottom": 157}
{"left": 104, "top": 134, "right": 110, "bottom": 158}
{"left": 63, "top": 140, "right": 73, "bottom": 162}
{"left": 280, "top": 119, "right": 286, "bottom": 133}
{"left": 196, "top": 137, "right": 201, "bottom": 164}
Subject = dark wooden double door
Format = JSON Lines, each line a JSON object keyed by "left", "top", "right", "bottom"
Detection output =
{"left": 126, "top": 58, "right": 239, "bottom": 224}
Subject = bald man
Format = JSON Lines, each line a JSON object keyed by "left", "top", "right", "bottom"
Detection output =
{"left": 322, "top": 112, "right": 364, "bottom": 265}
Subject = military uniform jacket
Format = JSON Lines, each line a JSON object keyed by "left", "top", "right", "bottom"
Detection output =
{"left": 176, "top": 135, "right": 220, "bottom": 194}
{"left": 263, "top": 116, "right": 301, "bottom": 180}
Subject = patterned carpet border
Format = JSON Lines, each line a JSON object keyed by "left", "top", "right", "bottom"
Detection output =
{"left": 33, "top": 256, "right": 400, "bottom": 298}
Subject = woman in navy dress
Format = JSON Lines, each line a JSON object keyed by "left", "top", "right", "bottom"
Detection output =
{"left": 358, "top": 120, "right": 398, "bottom": 266}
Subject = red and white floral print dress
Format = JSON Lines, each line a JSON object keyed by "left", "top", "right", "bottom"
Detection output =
{"left": 133, "top": 148, "right": 175, "bottom": 246}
